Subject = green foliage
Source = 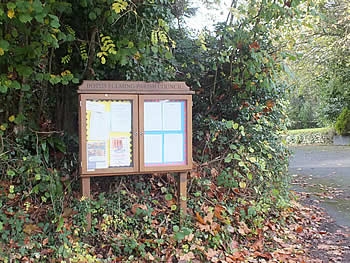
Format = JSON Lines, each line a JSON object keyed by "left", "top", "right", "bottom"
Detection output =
{"left": 335, "top": 108, "right": 350, "bottom": 135}
{"left": 173, "top": 0, "right": 301, "bottom": 211}
{"left": 285, "top": 0, "right": 350, "bottom": 127}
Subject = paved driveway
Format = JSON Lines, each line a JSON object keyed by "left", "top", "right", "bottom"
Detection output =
{"left": 289, "top": 145, "right": 350, "bottom": 227}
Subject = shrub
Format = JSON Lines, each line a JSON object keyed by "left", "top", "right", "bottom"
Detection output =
{"left": 335, "top": 108, "right": 350, "bottom": 135}
{"left": 286, "top": 127, "right": 335, "bottom": 145}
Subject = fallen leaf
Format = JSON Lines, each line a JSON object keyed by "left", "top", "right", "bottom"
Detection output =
{"left": 195, "top": 212, "right": 206, "bottom": 225}
{"left": 23, "top": 224, "right": 42, "bottom": 235}
{"left": 131, "top": 204, "right": 147, "bottom": 214}
{"left": 251, "top": 238, "right": 264, "bottom": 252}
{"left": 238, "top": 222, "right": 251, "bottom": 235}
{"left": 179, "top": 252, "right": 195, "bottom": 261}
{"left": 62, "top": 207, "right": 76, "bottom": 218}
{"left": 253, "top": 251, "right": 272, "bottom": 260}
{"left": 40, "top": 249, "right": 54, "bottom": 255}
{"left": 42, "top": 237, "right": 49, "bottom": 246}
{"left": 214, "top": 205, "right": 224, "bottom": 220}
{"left": 226, "top": 251, "right": 245, "bottom": 261}
{"left": 146, "top": 252, "right": 155, "bottom": 261}
{"left": 295, "top": 225, "right": 303, "bottom": 233}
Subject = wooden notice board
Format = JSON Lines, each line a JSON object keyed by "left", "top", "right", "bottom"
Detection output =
{"left": 78, "top": 81, "right": 194, "bottom": 221}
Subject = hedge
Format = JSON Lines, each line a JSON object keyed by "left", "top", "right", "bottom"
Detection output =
{"left": 286, "top": 127, "right": 335, "bottom": 145}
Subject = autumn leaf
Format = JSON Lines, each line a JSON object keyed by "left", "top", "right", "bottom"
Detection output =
{"left": 23, "top": 224, "right": 42, "bottom": 235}
{"left": 214, "top": 205, "right": 224, "bottom": 221}
{"left": 266, "top": 99, "right": 275, "bottom": 108}
{"left": 211, "top": 167, "right": 219, "bottom": 177}
{"left": 62, "top": 207, "right": 76, "bottom": 218}
{"left": 226, "top": 251, "right": 246, "bottom": 261}
{"left": 253, "top": 251, "right": 272, "bottom": 260}
{"left": 146, "top": 252, "right": 155, "bottom": 261}
{"left": 42, "top": 237, "right": 49, "bottom": 246}
{"left": 205, "top": 248, "right": 218, "bottom": 260}
{"left": 228, "top": 240, "right": 239, "bottom": 251}
{"left": 238, "top": 222, "right": 251, "bottom": 235}
{"left": 195, "top": 212, "right": 206, "bottom": 225}
{"left": 251, "top": 238, "right": 264, "bottom": 252}
{"left": 40, "top": 248, "right": 54, "bottom": 255}
{"left": 131, "top": 203, "right": 147, "bottom": 214}
{"left": 295, "top": 225, "right": 303, "bottom": 233}
{"left": 179, "top": 252, "right": 195, "bottom": 261}
{"left": 249, "top": 41, "right": 260, "bottom": 51}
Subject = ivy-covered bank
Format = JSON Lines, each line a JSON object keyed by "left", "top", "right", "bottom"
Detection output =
{"left": 287, "top": 128, "right": 335, "bottom": 145}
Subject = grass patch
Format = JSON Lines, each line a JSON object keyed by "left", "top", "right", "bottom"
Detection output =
{"left": 288, "top": 127, "right": 334, "bottom": 135}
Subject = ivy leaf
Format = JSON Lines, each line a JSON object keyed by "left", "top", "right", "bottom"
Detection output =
{"left": 48, "top": 14, "right": 60, "bottom": 28}
{"left": 165, "top": 193, "right": 173, "bottom": 201}
{"left": 11, "top": 81, "right": 21, "bottom": 90}
{"left": 17, "top": 65, "right": 33, "bottom": 77}
{"left": 35, "top": 13, "right": 45, "bottom": 23}
{"left": 33, "top": 0, "right": 44, "bottom": 13}
{"left": 0, "top": 40, "right": 10, "bottom": 51}
{"left": 19, "top": 13, "right": 32, "bottom": 23}
{"left": 0, "top": 85, "right": 8, "bottom": 93}
{"left": 21, "top": 84, "right": 30, "bottom": 91}
{"left": 165, "top": 51, "right": 172, "bottom": 60}
{"left": 88, "top": 11, "right": 96, "bottom": 21}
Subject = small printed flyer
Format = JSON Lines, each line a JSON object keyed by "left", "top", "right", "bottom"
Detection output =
{"left": 87, "top": 141, "right": 108, "bottom": 170}
{"left": 109, "top": 136, "right": 131, "bottom": 167}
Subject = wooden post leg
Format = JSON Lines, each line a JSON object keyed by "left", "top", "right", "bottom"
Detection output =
{"left": 81, "top": 177, "right": 91, "bottom": 230}
{"left": 178, "top": 172, "right": 188, "bottom": 220}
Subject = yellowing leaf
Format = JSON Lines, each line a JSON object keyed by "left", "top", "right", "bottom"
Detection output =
{"left": 7, "top": 9, "right": 15, "bottom": 19}
{"left": 101, "top": 56, "right": 106, "bottom": 64}
{"left": 239, "top": 181, "right": 246, "bottom": 189}
{"left": 112, "top": 0, "right": 128, "bottom": 14}
{"left": 0, "top": 48, "right": 4, "bottom": 56}
{"left": 8, "top": 115, "right": 15, "bottom": 122}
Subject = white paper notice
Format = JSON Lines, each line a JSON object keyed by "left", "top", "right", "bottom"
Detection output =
{"left": 144, "top": 102, "right": 162, "bottom": 131}
{"left": 110, "top": 136, "right": 131, "bottom": 167}
{"left": 89, "top": 111, "right": 109, "bottom": 140}
{"left": 144, "top": 134, "right": 163, "bottom": 164}
{"left": 163, "top": 102, "right": 182, "bottom": 131}
{"left": 86, "top": 101, "right": 105, "bottom": 112}
{"left": 164, "top": 133, "right": 184, "bottom": 163}
{"left": 111, "top": 102, "right": 132, "bottom": 132}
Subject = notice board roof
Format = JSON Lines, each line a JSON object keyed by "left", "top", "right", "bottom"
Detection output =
{"left": 78, "top": 81, "right": 194, "bottom": 94}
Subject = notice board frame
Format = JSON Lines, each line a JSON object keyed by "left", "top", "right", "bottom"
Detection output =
{"left": 78, "top": 81, "right": 194, "bottom": 224}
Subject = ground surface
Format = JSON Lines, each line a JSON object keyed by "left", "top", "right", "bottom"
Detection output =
{"left": 289, "top": 145, "right": 350, "bottom": 262}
